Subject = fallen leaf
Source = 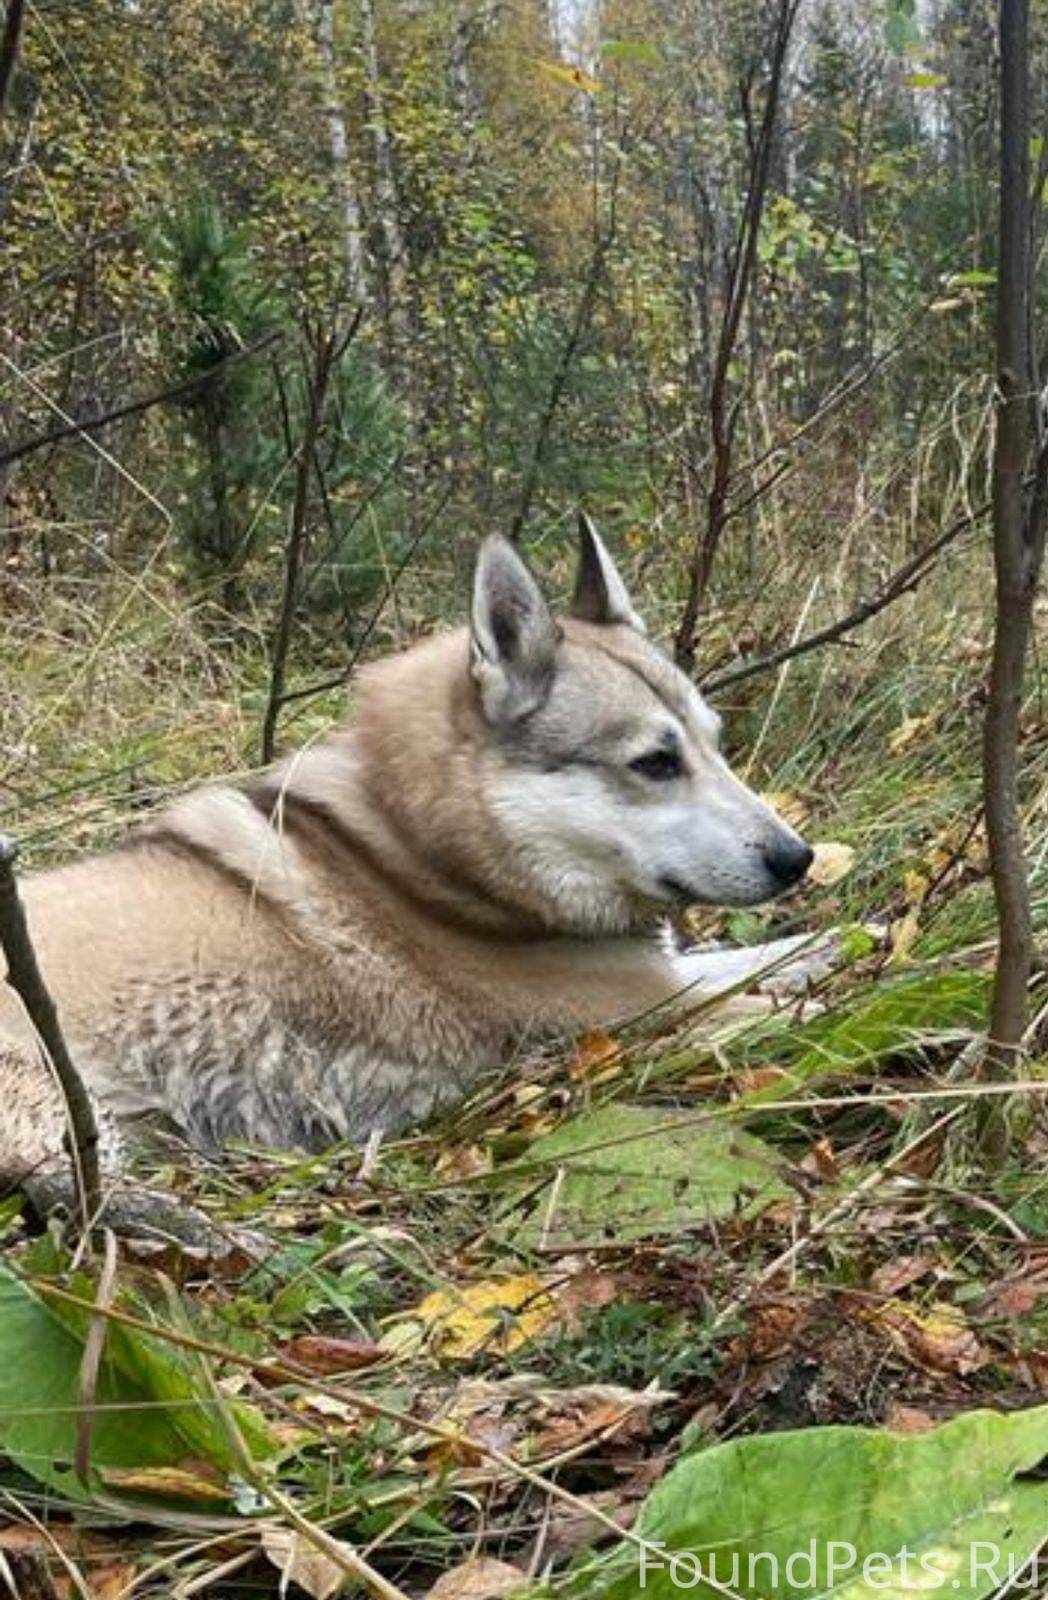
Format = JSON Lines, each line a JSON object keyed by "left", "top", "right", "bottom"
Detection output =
{"left": 884, "top": 1403, "right": 936, "bottom": 1434}
{"left": 428, "top": 1557, "right": 527, "bottom": 1598}
{"left": 262, "top": 1525, "right": 357, "bottom": 1600}
{"left": 869, "top": 1256, "right": 936, "bottom": 1296}
{"left": 888, "top": 712, "right": 936, "bottom": 755}
{"left": 277, "top": 1335, "right": 386, "bottom": 1374}
{"left": 866, "top": 1298, "right": 990, "bottom": 1375}
{"left": 807, "top": 842, "right": 856, "bottom": 886}
{"left": 569, "top": 1029, "right": 624, "bottom": 1083}
{"left": 760, "top": 790, "right": 812, "bottom": 830}
{"left": 99, "top": 1463, "right": 230, "bottom": 1501}
{"left": 386, "top": 1276, "right": 556, "bottom": 1361}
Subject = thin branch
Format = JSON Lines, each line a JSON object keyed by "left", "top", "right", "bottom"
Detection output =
{"left": 0, "top": 0, "right": 24, "bottom": 114}
{"left": 0, "top": 330, "right": 284, "bottom": 472}
{"left": 702, "top": 500, "right": 987, "bottom": 693}
{"left": 674, "top": 0, "right": 801, "bottom": 669}
{"left": 0, "top": 836, "right": 101, "bottom": 1231}
{"left": 260, "top": 310, "right": 363, "bottom": 764}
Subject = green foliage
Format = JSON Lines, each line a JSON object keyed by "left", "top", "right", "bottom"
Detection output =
{"left": 506, "top": 1103, "right": 789, "bottom": 1248}
{"left": 574, "top": 1406, "right": 1048, "bottom": 1598}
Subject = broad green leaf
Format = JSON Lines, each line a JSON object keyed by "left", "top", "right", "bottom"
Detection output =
{"left": 0, "top": 1266, "right": 272, "bottom": 1502}
{"left": 577, "top": 1407, "right": 1048, "bottom": 1600}
{"left": 509, "top": 1104, "right": 788, "bottom": 1247}
{"left": 740, "top": 971, "right": 989, "bottom": 1103}
{"left": 904, "top": 71, "right": 947, "bottom": 88}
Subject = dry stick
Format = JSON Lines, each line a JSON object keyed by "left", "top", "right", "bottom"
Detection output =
{"left": 0, "top": 0, "right": 24, "bottom": 113}
{"left": 981, "top": 0, "right": 1048, "bottom": 1154}
{"left": 260, "top": 311, "right": 362, "bottom": 765}
{"left": 701, "top": 499, "right": 986, "bottom": 694}
{"left": 0, "top": 330, "right": 284, "bottom": 473}
{"left": 674, "top": 0, "right": 801, "bottom": 672}
{"left": 0, "top": 836, "right": 101, "bottom": 1230}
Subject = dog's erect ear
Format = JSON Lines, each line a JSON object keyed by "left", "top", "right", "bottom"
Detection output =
{"left": 570, "top": 513, "right": 646, "bottom": 631}
{"left": 471, "top": 536, "right": 558, "bottom": 723}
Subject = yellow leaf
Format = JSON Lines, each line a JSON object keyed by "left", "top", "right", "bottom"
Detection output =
{"left": 386, "top": 1276, "right": 556, "bottom": 1361}
{"left": 888, "top": 712, "right": 935, "bottom": 754}
{"left": 99, "top": 1464, "right": 229, "bottom": 1502}
{"left": 807, "top": 841, "right": 856, "bottom": 886}
{"left": 536, "top": 58, "right": 601, "bottom": 93}
{"left": 760, "top": 789, "right": 812, "bottom": 830}
{"left": 889, "top": 903, "right": 922, "bottom": 965}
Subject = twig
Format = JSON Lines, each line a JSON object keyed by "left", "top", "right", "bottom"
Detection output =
{"left": 0, "top": 836, "right": 101, "bottom": 1230}
{"left": 701, "top": 499, "right": 986, "bottom": 693}
{"left": 260, "top": 310, "right": 363, "bottom": 764}
{"left": 0, "top": 330, "right": 284, "bottom": 472}
{"left": 0, "top": 0, "right": 24, "bottom": 114}
{"left": 674, "top": 0, "right": 801, "bottom": 668}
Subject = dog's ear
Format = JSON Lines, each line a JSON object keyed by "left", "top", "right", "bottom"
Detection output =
{"left": 570, "top": 513, "right": 646, "bottom": 631}
{"left": 471, "top": 536, "right": 558, "bottom": 723}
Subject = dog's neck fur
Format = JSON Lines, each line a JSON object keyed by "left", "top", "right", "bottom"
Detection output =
{"left": 220, "top": 627, "right": 643, "bottom": 943}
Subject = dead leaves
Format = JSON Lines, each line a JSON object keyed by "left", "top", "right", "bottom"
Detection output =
{"left": 384, "top": 1275, "right": 557, "bottom": 1361}
{"left": 428, "top": 1558, "right": 527, "bottom": 1598}
{"left": 858, "top": 1297, "right": 990, "bottom": 1376}
{"left": 261, "top": 1526, "right": 360, "bottom": 1600}
{"left": 807, "top": 842, "right": 856, "bottom": 886}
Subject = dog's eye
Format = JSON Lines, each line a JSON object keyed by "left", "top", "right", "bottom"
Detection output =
{"left": 628, "top": 746, "right": 684, "bottom": 782}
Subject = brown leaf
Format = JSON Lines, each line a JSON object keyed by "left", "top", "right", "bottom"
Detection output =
{"left": 553, "top": 1269, "right": 620, "bottom": 1332}
{"left": 569, "top": 1029, "right": 624, "bottom": 1083}
{"left": 884, "top": 1403, "right": 936, "bottom": 1434}
{"left": 278, "top": 1334, "right": 386, "bottom": 1374}
{"left": 428, "top": 1557, "right": 527, "bottom": 1598}
{"left": 261, "top": 1526, "right": 357, "bottom": 1600}
{"left": 869, "top": 1255, "right": 936, "bottom": 1296}
{"left": 866, "top": 1298, "right": 990, "bottom": 1375}
{"left": 801, "top": 1137, "right": 840, "bottom": 1182}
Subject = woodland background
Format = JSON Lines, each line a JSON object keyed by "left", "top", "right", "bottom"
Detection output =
{"left": 3, "top": 4, "right": 1048, "bottom": 1599}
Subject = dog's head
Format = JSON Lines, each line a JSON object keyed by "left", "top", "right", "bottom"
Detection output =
{"left": 468, "top": 519, "right": 812, "bottom": 933}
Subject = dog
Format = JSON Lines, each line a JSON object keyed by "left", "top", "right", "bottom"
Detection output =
{"left": 0, "top": 518, "right": 819, "bottom": 1196}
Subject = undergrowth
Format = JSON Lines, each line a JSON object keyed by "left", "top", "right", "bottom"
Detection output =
{"left": 1, "top": 552, "right": 1047, "bottom": 1599}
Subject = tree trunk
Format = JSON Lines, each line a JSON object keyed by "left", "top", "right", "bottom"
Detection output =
{"left": 980, "top": 0, "right": 1048, "bottom": 1152}
{"left": 314, "top": 0, "right": 369, "bottom": 302}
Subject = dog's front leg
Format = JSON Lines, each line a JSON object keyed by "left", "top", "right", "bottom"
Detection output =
{"left": 667, "top": 929, "right": 841, "bottom": 1002}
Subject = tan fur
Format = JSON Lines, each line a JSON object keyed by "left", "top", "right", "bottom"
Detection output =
{"left": 0, "top": 533, "right": 813, "bottom": 1178}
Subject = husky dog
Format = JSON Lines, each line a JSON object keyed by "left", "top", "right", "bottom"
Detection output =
{"left": 0, "top": 520, "right": 818, "bottom": 1190}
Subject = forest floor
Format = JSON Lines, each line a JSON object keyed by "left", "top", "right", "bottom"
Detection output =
{"left": 2, "top": 565, "right": 1048, "bottom": 1599}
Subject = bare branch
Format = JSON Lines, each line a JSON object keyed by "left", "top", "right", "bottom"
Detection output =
{"left": 0, "top": 0, "right": 25, "bottom": 114}
{"left": 702, "top": 501, "right": 987, "bottom": 694}
{"left": 675, "top": 0, "right": 801, "bottom": 670}
{"left": 0, "top": 330, "right": 283, "bottom": 472}
{"left": 0, "top": 835, "right": 101, "bottom": 1231}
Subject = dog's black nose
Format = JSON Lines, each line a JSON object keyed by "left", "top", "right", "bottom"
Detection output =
{"left": 763, "top": 837, "right": 814, "bottom": 887}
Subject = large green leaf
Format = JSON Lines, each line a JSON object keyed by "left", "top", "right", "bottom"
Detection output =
{"left": 576, "top": 1407, "right": 1048, "bottom": 1599}
{"left": 0, "top": 1265, "right": 271, "bottom": 1503}
{"left": 509, "top": 1104, "right": 788, "bottom": 1248}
